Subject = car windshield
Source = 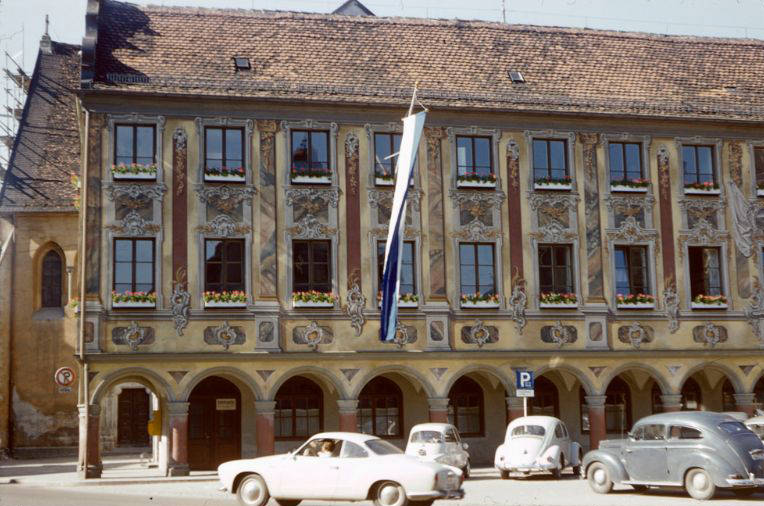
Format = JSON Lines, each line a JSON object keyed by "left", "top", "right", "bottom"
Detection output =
{"left": 511, "top": 425, "right": 545, "bottom": 437}
{"left": 366, "top": 439, "right": 404, "bottom": 455}
{"left": 410, "top": 431, "right": 443, "bottom": 443}
{"left": 719, "top": 421, "right": 750, "bottom": 435}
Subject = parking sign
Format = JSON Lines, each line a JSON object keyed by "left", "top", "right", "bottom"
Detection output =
{"left": 515, "top": 370, "right": 534, "bottom": 397}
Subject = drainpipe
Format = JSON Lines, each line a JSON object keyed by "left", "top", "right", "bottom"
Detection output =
{"left": 2, "top": 219, "right": 16, "bottom": 457}
{"left": 77, "top": 108, "right": 89, "bottom": 475}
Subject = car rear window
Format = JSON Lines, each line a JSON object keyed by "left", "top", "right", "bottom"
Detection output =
{"left": 719, "top": 421, "right": 749, "bottom": 435}
{"left": 511, "top": 425, "right": 545, "bottom": 437}
{"left": 669, "top": 426, "right": 703, "bottom": 440}
{"left": 410, "top": 431, "right": 443, "bottom": 443}
{"left": 366, "top": 439, "right": 404, "bottom": 455}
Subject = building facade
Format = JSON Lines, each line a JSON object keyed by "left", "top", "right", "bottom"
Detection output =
{"left": 2, "top": 0, "right": 764, "bottom": 477}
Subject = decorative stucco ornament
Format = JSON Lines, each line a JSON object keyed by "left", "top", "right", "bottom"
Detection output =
{"left": 508, "top": 274, "right": 527, "bottom": 334}
{"left": 123, "top": 321, "right": 146, "bottom": 351}
{"left": 745, "top": 277, "right": 764, "bottom": 345}
{"left": 701, "top": 322, "right": 722, "bottom": 348}
{"left": 345, "top": 283, "right": 366, "bottom": 337}
{"left": 213, "top": 321, "right": 238, "bottom": 350}
{"left": 469, "top": 320, "right": 492, "bottom": 348}
{"left": 392, "top": 322, "right": 410, "bottom": 349}
{"left": 303, "top": 321, "right": 324, "bottom": 351}
{"left": 663, "top": 283, "right": 680, "bottom": 334}
{"left": 626, "top": 322, "right": 648, "bottom": 349}
{"left": 727, "top": 181, "right": 755, "bottom": 258}
{"left": 170, "top": 268, "right": 190, "bottom": 336}
{"left": 549, "top": 321, "right": 572, "bottom": 348}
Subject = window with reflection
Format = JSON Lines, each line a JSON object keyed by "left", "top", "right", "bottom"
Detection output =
{"left": 609, "top": 142, "right": 643, "bottom": 183}
{"left": 292, "top": 240, "right": 332, "bottom": 293}
{"left": 682, "top": 145, "right": 715, "bottom": 185}
{"left": 533, "top": 139, "right": 568, "bottom": 182}
{"left": 459, "top": 243, "right": 496, "bottom": 297}
{"left": 688, "top": 246, "right": 722, "bottom": 299}
{"left": 115, "top": 124, "right": 155, "bottom": 166}
{"left": 605, "top": 376, "right": 632, "bottom": 434}
{"left": 374, "top": 133, "right": 402, "bottom": 182}
{"left": 456, "top": 136, "right": 493, "bottom": 185}
{"left": 614, "top": 245, "right": 649, "bottom": 297}
{"left": 448, "top": 376, "right": 484, "bottom": 436}
{"left": 41, "top": 250, "right": 63, "bottom": 308}
{"left": 274, "top": 376, "right": 323, "bottom": 440}
{"left": 204, "top": 239, "right": 244, "bottom": 293}
{"left": 538, "top": 244, "right": 574, "bottom": 294}
{"left": 377, "top": 241, "right": 415, "bottom": 297}
{"left": 205, "top": 127, "right": 244, "bottom": 171}
{"left": 357, "top": 377, "right": 402, "bottom": 438}
{"left": 113, "top": 238, "right": 155, "bottom": 294}
{"left": 291, "top": 130, "right": 330, "bottom": 182}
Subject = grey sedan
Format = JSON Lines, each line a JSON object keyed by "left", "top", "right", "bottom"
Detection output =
{"left": 582, "top": 411, "right": 764, "bottom": 500}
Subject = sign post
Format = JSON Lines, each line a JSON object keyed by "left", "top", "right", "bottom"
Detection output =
{"left": 515, "top": 370, "right": 535, "bottom": 417}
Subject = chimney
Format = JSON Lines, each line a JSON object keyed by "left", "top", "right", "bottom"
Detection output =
{"left": 40, "top": 15, "right": 52, "bottom": 55}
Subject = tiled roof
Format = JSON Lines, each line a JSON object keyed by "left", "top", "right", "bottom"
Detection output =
{"left": 0, "top": 42, "right": 81, "bottom": 211}
{"left": 90, "top": 0, "right": 764, "bottom": 122}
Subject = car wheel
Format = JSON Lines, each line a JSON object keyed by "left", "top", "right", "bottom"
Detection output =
{"left": 733, "top": 488, "right": 756, "bottom": 498}
{"left": 586, "top": 462, "right": 613, "bottom": 494}
{"left": 552, "top": 455, "right": 564, "bottom": 479}
{"left": 461, "top": 460, "right": 471, "bottom": 480}
{"left": 373, "top": 481, "right": 409, "bottom": 506}
{"left": 500, "top": 470, "right": 510, "bottom": 480}
{"left": 684, "top": 468, "right": 716, "bottom": 501}
{"left": 236, "top": 474, "right": 270, "bottom": 506}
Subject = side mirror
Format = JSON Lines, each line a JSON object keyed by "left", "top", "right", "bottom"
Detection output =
{"left": 462, "top": 443, "right": 469, "bottom": 450}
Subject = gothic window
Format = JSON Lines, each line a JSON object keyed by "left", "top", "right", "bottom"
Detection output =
{"left": 532, "top": 139, "right": 568, "bottom": 182}
{"left": 274, "top": 376, "right": 323, "bottom": 440}
{"left": 291, "top": 130, "right": 330, "bottom": 183}
{"left": 113, "top": 238, "right": 155, "bottom": 295}
{"left": 688, "top": 246, "right": 722, "bottom": 299}
{"left": 357, "top": 377, "right": 402, "bottom": 438}
{"left": 682, "top": 145, "right": 715, "bottom": 186}
{"left": 614, "top": 245, "right": 649, "bottom": 297}
{"left": 459, "top": 243, "right": 496, "bottom": 297}
{"left": 377, "top": 241, "right": 415, "bottom": 298}
{"left": 609, "top": 142, "right": 643, "bottom": 184}
{"left": 41, "top": 249, "right": 63, "bottom": 308}
{"left": 115, "top": 124, "right": 155, "bottom": 166}
{"left": 204, "top": 127, "right": 244, "bottom": 177}
{"left": 448, "top": 376, "right": 484, "bottom": 436}
{"left": 538, "top": 244, "right": 574, "bottom": 295}
{"left": 374, "top": 133, "right": 401, "bottom": 183}
{"left": 292, "top": 240, "right": 332, "bottom": 293}
{"left": 204, "top": 239, "right": 244, "bottom": 293}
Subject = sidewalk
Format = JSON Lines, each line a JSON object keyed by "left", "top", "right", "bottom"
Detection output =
{"left": 0, "top": 454, "right": 218, "bottom": 487}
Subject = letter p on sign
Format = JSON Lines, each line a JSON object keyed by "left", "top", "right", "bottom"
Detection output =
{"left": 516, "top": 370, "right": 534, "bottom": 397}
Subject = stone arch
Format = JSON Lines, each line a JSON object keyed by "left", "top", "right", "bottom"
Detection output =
{"left": 440, "top": 364, "right": 513, "bottom": 398}
{"left": 676, "top": 362, "right": 745, "bottom": 395}
{"left": 533, "top": 363, "right": 596, "bottom": 396}
{"left": 178, "top": 367, "right": 263, "bottom": 402}
{"left": 266, "top": 365, "right": 348, "bottom": 401}
{"left": 90, "top": 367, "right": 175, "bottom": 405}
{"left": 350, "top": 364, "right": 436, "bottom": 399}
{"left": 598, "top": 362, "right": 672, "bottom": 396}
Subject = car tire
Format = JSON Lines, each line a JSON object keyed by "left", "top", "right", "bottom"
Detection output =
{"left": 275, "top": 501, "right": 302, "bottom": 506}
{"left": 586, "top": 462, "right": 613, "bottom": 494}
{"left": 373, "top": 481, "right": 409, "bottom": 506}
{"left": 461, "top": 460, "right": 471, "bottom": 480}
{"left": 500, "top": 470, "right": 510, "bottom": 480}
{"left": 552, "top": 455, "right": 564, "bottom": 479}
{"left": 236, "top": 474, "right": 270, "bottom": 506}
{"left": 684, "top": 468, "right": 716, "bottom": 501}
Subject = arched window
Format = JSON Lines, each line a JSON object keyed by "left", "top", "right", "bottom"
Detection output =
{"left": 605, "top": 376, "right": 632, "bottom": 434}
{"left": 722, "top": 378, "right": 736, "bottom": 412}
{"left": 682, "top": 377, "right": 703, "bottom": 411}
{"left": 358, "top": 377, "right": 402, "bottom": 438}
{"left": 41, "top": 249, "right": 63, "bottom": 308}
{"left": 448, "top": 376, "right": 484, "bottom": 436}
{"left": 650, "top": 382, "right": 663, "bottom": 414}
{"left": 274, "top": 376, "right": 323, "bottom": 440}
{"left": 530, "top": 376, "right": 559, "bottom": 418}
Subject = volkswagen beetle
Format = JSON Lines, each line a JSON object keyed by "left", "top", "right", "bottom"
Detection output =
{"left": 494, "top": 416, "right": 582, "bottom": 479}
{"left": 582, "top": 411, "right": 764, "bottom": 500}
{"left": 405, "top": 423, "right": 471, "bottom": 478}
{"left": 218, "top": 432, "right": 464, "bottom": 506}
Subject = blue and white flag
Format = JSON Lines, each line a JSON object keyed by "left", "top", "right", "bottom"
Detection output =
{"left": 380, "top": 110, "right": 427, "bottom": 342}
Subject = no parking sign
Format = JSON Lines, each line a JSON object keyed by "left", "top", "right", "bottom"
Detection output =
{"left": 54, "top": 367, "right": 76, "bottom": 393}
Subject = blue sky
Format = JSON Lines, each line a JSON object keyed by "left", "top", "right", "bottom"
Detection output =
{"left": 2, "top": 0, "right": 764, "bottom": 72}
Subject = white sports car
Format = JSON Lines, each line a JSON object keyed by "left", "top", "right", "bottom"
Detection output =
{"left": 494, "top": 416, "right": 582, "bottom": 479}
{"left": 405, "top": 423, "right": 471, "bottom": 478}
{"left": 218, "top": 432, "right": 465, "bottom": 506}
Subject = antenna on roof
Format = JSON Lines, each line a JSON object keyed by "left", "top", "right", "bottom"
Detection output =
{"left": 45, "top": 14, "right": 49, "bottom": 36}
{"left": 502, "top": 0, "right": 507, "bottom": 23}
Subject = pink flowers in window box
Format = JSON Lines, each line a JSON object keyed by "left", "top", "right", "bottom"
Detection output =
{"left": 616, "top": 293, "right": 655, "bottom": 309}
{"left": 112, "top": 163, "right": 157, "bottom": 180}
{"left": 291, "top": 166, "right": 332, "bottom": 184}
{"left": 534, "top": 175, "right": 572, "bottom": 191}
{"left": 539, "top": 292, "right": 577, "bottom": 308}
{"left": 375, "top": 170, "right": 395, "bottom": 186}
{"left": 692, "top": 294, "right": 728, "bottom": 309}
{"left": 684, "top": 181, "right": 720, "bottom": 195}
{"left": 460, "top": 292, "right": 500, "bottom": 308}
{"left": 203, "top": 290, "right": 247, "bottom": 308}
{"left": 112, "top": 290, "right": 157, "bottom": 308}
{"left": 204, "top": 166, "right": 245, "bottom": 182}
{"left": 377, "top": 291, "right": 419, "bottom": 307}
{"left": 293, "top": 290, "right": 336, "bottom": 307}
{"left": 611, "top": 178, "right": 650, "bottom": 192}
{"left": 457, "top": 172, "right": 496, "bottom": 188}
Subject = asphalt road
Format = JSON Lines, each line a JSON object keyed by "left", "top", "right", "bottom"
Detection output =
{"left": 2, "top": 471, "right": 764, "bottom": 506}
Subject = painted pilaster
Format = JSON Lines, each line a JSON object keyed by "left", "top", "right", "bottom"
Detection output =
{"left": 585, "top": 395, "right": 607, "bottom": 450}
{"left": 506, "top": 139, "right": 524, "bottom": 281}
{"left": 171, "top": 128, "right": 188, "bottom": 293}
{"left": 167, "top": 401, "right": 189, "bottom": 477}
{"left": 657, "top": 147, "right": 678, "bottom": 295}
{"left": 255, "top": 400, "right": 276, "bottom": 457}
{"left": 578, "top": 133, "right": 605, "bottom": 303}
{"left": 337, "top": 399, "right": 359, "bottom": 432}
{"left": 256, "top": 120, "right": 279, "bottom": 300}
{"left": 85, "top": 114, "right": 104, "bottom": 297}
{"left": 729, "top": 140, "right": 752, "bottom": 299}
{"left": 77, "top": 404, "right": 102, "bottom": 479}
{"left": 424, "top": 128, "right": 447, "bottom": 301}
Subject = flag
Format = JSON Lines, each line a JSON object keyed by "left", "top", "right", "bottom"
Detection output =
{"left": 380, "top": 110, "right": 426, "bottom": 342}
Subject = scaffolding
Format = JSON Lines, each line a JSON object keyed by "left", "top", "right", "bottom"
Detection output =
{"left": 0, "top": 0, "right": 27, "bottom": 182}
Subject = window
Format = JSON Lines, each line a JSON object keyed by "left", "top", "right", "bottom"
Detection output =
{"left": 114, "top": 238, "right": 155, "bottom": 294}
{"left": 605, "top": 376, "right": 632, "bottom": 434}
{"left": 293, "top": 240, "right": 331, "bottom": 293}
{"left": 456, "top": 136, "right": 493, "bottom": 183}
{"left": 511, "top": 425, "right": 545, "bottom": 437}
{"left": 365, "top": 439, "right": 403, "bottom": 455}
{"left": 358, "top": 377, "right": 402, "bottom": 438}
{"left": 341, "top": 441, "right": 368, "bottom": 458}
{"left": 688, "top": 246, "right": 722, "bottom": 298}
{"left": 374, "top": 133, "right": 401, "bottom": 182}
{"left": 682, "top": 145, "right": 715, "bottom": 185}
{"left": 204, "top": 239, "right": 244, "bottom": 293}
{"left": 115, "top": 124, "right": 155, "bottom": 166}
{"left": 291, "top": 130, "right": 330, "bottom": 182}
{"left": 681, "top": 377, "right": 702, "bottom": 410}
{"left": 274, "top": 377, "right": 323, "bottom": 440}
{"left": 205, "top": 127, "right": 244, "bottom": 172}
{"left": 614, "top": 245, "right": 649, "bottom": 296}
{"left": 459, "top": 243, "right": 496, "bottom": 297}
{"left": 377, "top": 241, "right": 415, "bottom": 297}
{"left": 41, "top": 250, "right": 63, "bottom": 308}
{"left": 609, "top": 142, "right": 643, "bottom": 183}
{"left": 651, "top": 383, "right": 663, "bottom": 414}
{"left": 448, "top": 376, "right": 484, "bottom": 436}
{"left": 670, "top": 426, "right": 703, "bottom": 440}
{"left": 554, "top": 423, "right": 564, "bottom": 438}
{"left": 755, "top": 147, "right": 764, "bottom": 193}
{"left": 538, "top": 244, "right": 574, "bottom": 294}
{"left": 533, "top": 139, "right": 568, "bottom": 181}
{"left": 631, "top": 424, "right": 665, "bottom": 441}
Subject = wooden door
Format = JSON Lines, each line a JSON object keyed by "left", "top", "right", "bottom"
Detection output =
{"left": 117, "top": 388, "right": 150, "bottom": 447}
{"left": 188, "top": 377, "right": 241, "bottom": 470}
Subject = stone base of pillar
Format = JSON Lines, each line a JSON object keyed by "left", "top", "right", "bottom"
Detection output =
{"left": 735, "top": 393, "right": 757, "bottom": 417}
{"left": 168, "top": 463, "right": 190, "bottom": 477}
{"left": 427, "top": 398, "right": 450, "bottom": 423}
{"left": 78, "top": 463, "right": 103, "bottom": 479}
{"left": 660, "top": 394, "right": 682, "bottom": 413}
{"left": 428, "top": 410, "right": 448, "bottom": 423}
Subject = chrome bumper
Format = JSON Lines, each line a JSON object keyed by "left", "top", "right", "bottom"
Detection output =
{"left": 409, "top": 489, "right": 465, "bottom": 500}
{"left": 726, "top": 477, "right": 764, "bottom": 487}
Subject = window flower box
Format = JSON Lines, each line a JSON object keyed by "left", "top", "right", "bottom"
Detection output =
{"left": 460, "top": 293, "right": 500, "bottom": 309}
{"left": 534, "top": 176, "right": 572, "bottom": 191}
{"left": 204, "top": 167, "right": 245, "bottom": 183}
{"left": 610, "top": 178, "right": 649, "bottom": 193}
{"left": 292, "top": 291, "right": 336, "bottom": 308}
{"left": 112, "top": 163, "right": 157, "bottom": 181}
{"left": 684, "top": 182, "right": 720, "bottom": 195}
{"left": 616, "top": 293, "right": 655, "bottom": 309}
{"left": 377, "top": 292, "right": 419, "bottom": 308}
{"left": 291, "top": 167, "right": 332, "bottom": 185}
{"left": 691, "top": 294, "right": 727, "bottom": 309}
{"left": 112, "top": 291, "right": 156, "bottom": 309}
{"left": 375, "top": 172, "right": 395, "bottom": 186}
{"left": 457, "top": 173, "right": 496, "bottom": 189}
{"left": 539, "top": 292, "right": 577, "bottom": 308}
{"left": 203, "top": 290, "right": 248, "bottom": 308}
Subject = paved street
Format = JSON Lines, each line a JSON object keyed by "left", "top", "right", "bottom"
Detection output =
{"left": 2, "top": 469, "right": 764, "bottom": 506}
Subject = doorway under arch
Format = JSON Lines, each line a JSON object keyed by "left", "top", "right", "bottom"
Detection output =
{"left": 188, "top": 376, "right": 242, "bottom": 470}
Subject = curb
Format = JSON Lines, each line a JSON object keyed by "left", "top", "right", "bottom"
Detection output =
{"left": 1, "top": 476, "right": 217, "bottom": 487}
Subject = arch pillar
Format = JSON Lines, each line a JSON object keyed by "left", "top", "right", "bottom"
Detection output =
{"left": 337, "top": 399, "right": 359, "bottom": 432}
{"left": 427, "top": 397, "right": 450, "bottom": 423}
{"left": 167, "top": 401, "right": 189, "bottom": 476}
{"left": 78, "top": 404, "right": 102, "bottom": 479}
{"left": 506, "top": 396, "right": 525, "bottom": 421}
{"left": 585, "top": 395, "right": 607, "bottom": 450}
{"left": 660, "top": 394, "right": 683, "bottom": 412}
{"left": 735, "top": 393, "right": 757, "bottom": 417}
{"left": 255, "top": 400, "right": 276, "bottom": 457}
